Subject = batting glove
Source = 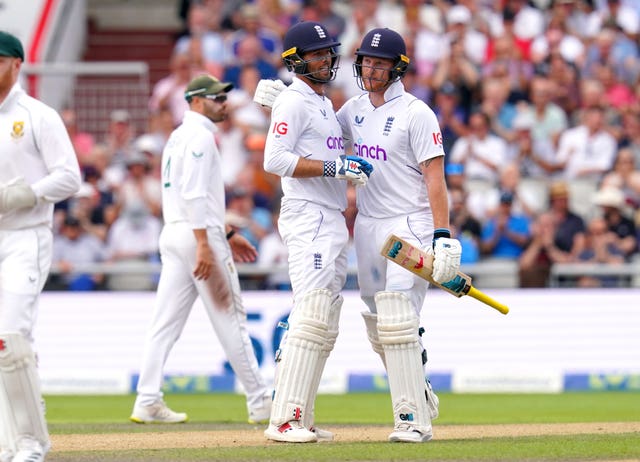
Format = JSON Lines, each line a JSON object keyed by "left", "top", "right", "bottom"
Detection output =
{"left": 323, "top": 155, "right": 373, "bottom": 187}
{"left": 427, "top": 228, "right": 462, "bottom": 284}
{"left": 0, "top": 178, "right": 37, "bottom": 214}
{"left": 253, "top": 79, "right": 286, "bottom": 108}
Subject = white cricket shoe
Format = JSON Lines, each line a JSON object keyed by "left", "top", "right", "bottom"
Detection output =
{"left": 388, "top": 424, "right": 432, "bottom": 443}
{"left": 130, "top": 399, "right": 188, "bottom": 424}
{"left": 248, "top": 393, "right": 272, "bottom": 424}
{"left": 264, "top": 421, "right": 318, "bottom": 443}
{"left": 310, "top": 426, "right": 334, "bottom": 442}
{"left": 11, "top": 449, "right": 45, "bottom": 462}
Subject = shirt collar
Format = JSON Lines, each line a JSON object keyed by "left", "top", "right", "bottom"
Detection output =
{"left": 290, "top": 76, "right": 320, "bottom": 96}
{"left": 0, "top": 82, "right": 24, "bottom": 111}
{"left": 183, "top": 110, "right": 218, "bottom": 132}
{"left": 382, "top": 80, "right": 405, "bottom": 102}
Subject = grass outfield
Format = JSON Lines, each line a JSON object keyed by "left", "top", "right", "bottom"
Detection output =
{"left": 44, "top": 392, "right": 640, "bottom": 461}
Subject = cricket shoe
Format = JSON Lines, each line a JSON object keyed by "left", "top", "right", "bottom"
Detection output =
{"left": 264, "top": 421, "right": 318, "bottom": 443}
{"left": 130, "top": 399, "right": 188, "bottom": 424}
{"left": 388, "top": 423, "right": 432, "bottom": 443}
{"left": 248, "top": 393, "right": 272, "bottom": 424}
{"left": 309, "top": 426, "right": 334, "bottom": 442}
{"left": 11, "top": 439, "right": 46, "bottom": 462}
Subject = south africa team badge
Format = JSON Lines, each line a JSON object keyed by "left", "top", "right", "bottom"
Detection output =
{"left": 11, "top": 121, "right": 24, "bottom": 139}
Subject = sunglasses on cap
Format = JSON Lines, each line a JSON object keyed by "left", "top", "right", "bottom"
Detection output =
{"left": 204, "top": 94, "right": 227, "bottom": 103}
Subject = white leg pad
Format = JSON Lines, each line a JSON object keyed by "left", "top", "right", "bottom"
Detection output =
{"left": 303, "top": 295, "right": 342, "bottom": 434}
{"left": 361, "top": 311, "right": 386, "bottom": 367}
{"left": 270, "top": 289, "right": 331, "bottom": 427}
{"left": 0, "top": 333, "right": 49, "bottom": 455}
{"left": 375, "top": 292, "right": 432, "bottom": 436}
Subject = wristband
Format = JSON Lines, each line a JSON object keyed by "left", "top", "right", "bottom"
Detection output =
{"left": 323, "top": 160, "right": 336, "bottom": 177}
{"left": 226, "top": 230, "right": 236, "bottom": 240}
{"left": 433, "top": 228, "right": 451, "bottom": 241}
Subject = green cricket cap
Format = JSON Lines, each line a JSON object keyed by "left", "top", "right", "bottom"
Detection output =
{"left": 184, "top": 74, "right": 233, "bottom": 101}
{"left": 0, "top": 31, "right": 24, "bottom": 60}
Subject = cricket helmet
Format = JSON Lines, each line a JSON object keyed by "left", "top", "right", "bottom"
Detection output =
{"left": 354, "top": 28, "right": 410, "bottom": 90}
{"left": 281, "top": 21, "right": 341, "bottom": 83}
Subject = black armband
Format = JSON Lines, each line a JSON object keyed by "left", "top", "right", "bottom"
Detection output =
{"left": 226, "top": 230, "right": 236, "bottom": 240}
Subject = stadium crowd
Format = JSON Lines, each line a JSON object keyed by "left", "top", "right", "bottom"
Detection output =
{"left": 47, "top": 0, "right": 640, "bottom": 290}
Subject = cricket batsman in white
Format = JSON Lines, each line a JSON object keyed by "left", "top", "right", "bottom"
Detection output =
{"left": 337, "top": 27, "right": 462, "bottom": 443}
{"left": 0, "top": 31, "right": 82, "bottom": 462}
{"left": 130, "top": 75, "right": 271, "bottom": 426}
{"left": 255, "top": 27, "right": 462, "bottom": 443}
{"left": 261, "top": 21, "right": 373, "bottom": 443}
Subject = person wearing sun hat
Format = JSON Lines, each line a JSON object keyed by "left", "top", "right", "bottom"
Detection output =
{"left": 0, "top": 30, "right": 81, "bottom": 462}
{"left": 131, "top": 73, "right": 272, "bottom": 426}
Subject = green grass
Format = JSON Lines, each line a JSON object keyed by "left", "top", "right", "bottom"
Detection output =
{"left": 43, "top": 392, "right": 640, "bottom": 461}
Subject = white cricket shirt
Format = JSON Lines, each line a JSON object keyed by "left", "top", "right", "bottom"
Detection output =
{"left": 160, "top": 110, "right": 225, "bottom": 229}
{"left": 264, "top": 76, "right": 347, "bottom": 211}
{"left": 0, "top": 83, "right": 81, "bottom": 229}
{"left": 336, "top": 80, "right": 445, "bottom": 218}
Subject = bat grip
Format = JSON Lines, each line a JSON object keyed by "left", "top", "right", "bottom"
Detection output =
{"left": 467, "top": 286, "right": 509, "bottom": 315}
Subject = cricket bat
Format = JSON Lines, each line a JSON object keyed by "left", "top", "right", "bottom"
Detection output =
{"left": 381, "top": 234, "right": 509, "bottom": 315}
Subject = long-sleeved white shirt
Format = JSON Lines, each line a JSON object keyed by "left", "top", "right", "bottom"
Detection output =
{"left": 263, "top": 77, "right": 347, "bottom": 211}
{"left": 0, "top": 82, "right": 81, "bottom": 229}
{"left": 160, "top": 110, "right": 225, "bottom": 229}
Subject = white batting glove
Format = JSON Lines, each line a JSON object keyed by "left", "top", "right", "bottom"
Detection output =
{"left": 428, "top": 229, "right": 462, "bottom": 284}
{"left": 253, "top": 79, "right": 286, "bottom": 108}
{"left": 0, "top": 178, "right": 37, "bottom": 213}
{"left": 323, "top": 155, "right": 372, "bottom": 187}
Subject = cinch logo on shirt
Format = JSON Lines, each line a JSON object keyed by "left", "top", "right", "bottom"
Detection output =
{"left": 272, "top": 121, "right": 288, "bottom": 135}
{"left": 326, "top": 136, "right": 344, "bottom": 150}
{"left": 354, "top": 141, "right": 387, "bottom": 161}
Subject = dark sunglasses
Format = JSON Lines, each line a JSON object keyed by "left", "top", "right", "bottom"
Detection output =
{"left": 205, "top": 94, "right": 227, "bottom": 103}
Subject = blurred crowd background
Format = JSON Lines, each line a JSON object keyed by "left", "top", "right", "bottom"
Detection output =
{"left": 46, "top": 0, "right": 640, "bottom": 291}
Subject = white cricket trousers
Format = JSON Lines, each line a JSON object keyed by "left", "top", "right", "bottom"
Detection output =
{"left": 0, "top": 226, "right": 52, "bottom": 342}
{"left": 135, "top": 223, "right": 267, "bottom": 409}
{"left": 354, "top": 213, "right": 433, "bottom": 316}
{"left": 278, "top": 199, "right": 348, "bottom": 304}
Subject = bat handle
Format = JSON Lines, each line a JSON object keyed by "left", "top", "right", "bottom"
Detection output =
{"left": 466, "top": 286, "right": 509, "bottom": 315}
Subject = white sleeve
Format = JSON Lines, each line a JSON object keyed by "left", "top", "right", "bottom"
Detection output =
{"left": 263, "top": 92, "right": 308, "bottom": 177}
{"left": 407, "top": 100, "right": 445, "bottom": 163}
{"left": 30, "top": 107, "right": 81, "bottom": 202}
{"left": 180, "top": 131, "right": 214, "bottom": 229}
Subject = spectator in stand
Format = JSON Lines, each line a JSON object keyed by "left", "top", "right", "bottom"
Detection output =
{"left": 241, "top": 132, "right": 281, "bottom": 207}
{"left": 600, "top": 148, "right": 640, "bottom": 209}
{"left": 530, "top": 15, "right": 585, "bottom": 69}
{"left": 556, "top": 105, "right": 617, "bottom": 182}
{"left": 518, "top": 212, "right": 565, "bottom": 287}
{"left": 508, "top": 109, "right": 560, "bottom": 180}
{"left": 104, "top": 109, "right": 137, "bottom": 168}
{"left": 257, "top": 204, "right": 290, "bottom": 291}
{"left": 225, "top": 186, "right": 272, "bottom": 250}
{"left": 593, "top": 186, "right": 638, "bottom": 259}
{"left": 619, "top": 108, "right": 640, "bottom": 164}
{"left": 571, "top": 78, "right": 621, "bottom": 130}
{"left": 479, "top": 77, "right": 517, "bottom": 143}
{"left": 575, "top": 216, "right": 626, "bottom": 288}
{"left": 482, "top": 33, "right": 533, "bottom": 103}
{"left": 582, "top": 26, "right": 639, "bottom": 87}
{"left": 105, "top": 204, "right": 162, "bottom": 290}
{"left": 525, "top": 75, "right": 568, "bottom": 148}
{"left": 51, "top": 215, "right": 107, "bottom": 291}
{"left": 548, "top": 181, "right": 586, "bottom": 258}
{"left": 545, "top": 52, "right": 581, "bottom": 117}
{"left": 449, "top": 110, "right": 508, "bottom": 188}
{"left": 449, "top": 187, "right": 481, "bottom": 264}
{"left": 443, "top": 4, "right": 487, "bottom": 67}
{"left": 226, "top": 64, "right": 271, "bottom": 135}
{"left": 115, "top": 152, "right": 162, "bottom": 219}
{"left": 430, "top": 13, "right": 480, "bottom": 117}
{"left": 593, "top": 62, "right": 636, "bottom": 111}
{"left": 60, "top": 107, "right": 95, "bottom": 167}
{"left": 148, "top": 52, "right": 193, "bottom": 127}
{"left": 304, "top": 0, "right": 346, "bottom": 40}
{"left": 507, "top": 0, "right": 545, "bottom": 53}
{"left": 226, "top": 3, "right": 283, "bottom": 69}
{"left": 174, "top": 2, "right": 225, "bottom": 78}
{"left": 480, "top": 190, "right": 531, "bottom": 259}
{"left": 67, "top": 181, "right": 111, "bottom": 243}
{"left": 432, "top": 81, "right": 467, "bottom": 164}
{"left": 217, "top": 113, "right": 248, "bottom": 188}
{"left": 223, "top": 34, "right": 279, "bottom": 90}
